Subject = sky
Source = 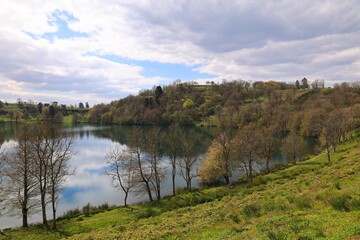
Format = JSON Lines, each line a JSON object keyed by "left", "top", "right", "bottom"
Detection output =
{"left": 0, "top": 0, "right": 359, "bottom": 105}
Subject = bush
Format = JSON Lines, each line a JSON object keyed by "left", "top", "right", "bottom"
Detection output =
{"left": 330, "top": 195, "right": 351, "bottom": 212}
{"left": 243, "top": 203, "right": 261, "bottom": 218}
{"left": 82, "top": 203, "right": 91, "bottom": 217}
{"left": 266, "top": 230, "right": 288, "bottom": 240}
{"left": 136, "top": 208, "right": 157, "bottom": 220}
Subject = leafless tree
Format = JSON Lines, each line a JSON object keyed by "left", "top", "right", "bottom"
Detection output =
{"left": 145, "top": 127, "right": 165, "bottom": 200}
{"left": 234, "top": 124, "right": 259, "bottom": 182}
{"left": 104, "top": 146, "right": 137, "bottom": 207}
{"left": 31, "top": 124, "right": 52, "bottom": 227}
{"left": 47, "top": 128, "right": 75, "bottom": 229}
{"left": 281, "top": 132, "right": 306, "bottom": 164}
{"left": 31, "top": 123, "right": 75, "bottom": 229}
{"left": 178, "top": 130, "right": 200, "bottom": 191}
{"left": 0, "top": 144, "right": 7, "bottom": 215}
{"left": 4, "top": 126, "right": 39, "bottom": 227}
{"left": 166, "top": 124, "right": 182, "bottom": 196}
{"left": 257, "top": 126, "right": 278, "bottom": 173}
{"left": 128, "top": 127, "right": 153, "bottom": 202}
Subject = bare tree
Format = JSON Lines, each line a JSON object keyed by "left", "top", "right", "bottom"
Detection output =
{"left": 257, "top": 126, "right": 277, "bottom": 173}
{"left": 31, "top": 124, "right": 51, "bottom": 227}
{"left": 47, "top": 128, "right": 75, "bottom": 229}
{"left": 166, "top": 124, "right": 182, "bottom": 196}
{"left": 145, "top": 127, "right": 165, "bottom": 200}
{"left": 178, "top": 130, "right": 200, "bottom": 191}
{"left": 104, "top": 146, "right": 137, "bottom": 207}
{"left": 128, "top": 127, "right": 153, "bottom": 202}
{"left": 4, "top": 126, "right": 39, "bottom": 227}
{"left": 281, "top": 132, "right": 306, "bottom": 164}
{"left": 0, "top": 144, "right": 7, "bottom": 215}
{"left": 234, "top": 124, "right": 259, "bottom": 182}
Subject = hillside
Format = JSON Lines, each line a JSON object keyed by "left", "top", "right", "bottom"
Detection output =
{"left": 2, "top": 132, "right": 359, "bottom": 239}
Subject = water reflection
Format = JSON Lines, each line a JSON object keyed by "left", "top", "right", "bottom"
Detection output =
{"left": 0, "top": 124, "right": 215, "bottom": 228}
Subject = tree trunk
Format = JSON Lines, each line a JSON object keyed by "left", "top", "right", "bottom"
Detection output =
{"left": 223, "top": 175, "right": 230, "bottom": 185}
{"left": 326, "top": 142, "right": 331, "bottom": 163}
{"left": 172, "top": 164, "right": 176, "bottom": 196}
{"left": 266, "top": 158, "right": 270, "bottom": 173}
{"left": 145, "top": 181, "right": 153, "bottom": 202}
{"left": 41, "top": 192, "right": 48, "bottom": 227}
{"left": 124, "top": 191, "right": 128, "bottom": 207}
{"left": 51, "top": 185, "right": 56, "bottom": 229}
{"left": 22, "top": 207, "right": 28, "bottom": 227}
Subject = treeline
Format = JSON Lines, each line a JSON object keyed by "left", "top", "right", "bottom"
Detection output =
{"left": 0, "top": 99, "right": 89, "bottom": 124}
{"left": 199, "top": 81, "right": 360, "bottom": 183}
{"left": 0, "top": 122, "right": 75, "bottom": 229}
{"left": 87, "top": 79, "right": 360, "bottom": 126}
{"left": 87, "top": 80, "right": 297, "bottom": 125}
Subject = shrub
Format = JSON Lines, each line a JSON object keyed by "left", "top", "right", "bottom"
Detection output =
{"left": 266, "top": 230, "right": 288, "bottom": 240}
{"left": 243, "top": 203, "right": 261, "bottom": 218}
{"left": 82, "top": 203, "right": 91, "bottom": 217}
{"left": 330, "top": 195, "right": 351, "bottom": 212}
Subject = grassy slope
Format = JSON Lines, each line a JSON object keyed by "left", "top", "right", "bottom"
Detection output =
{"left": 2, "top": 135, "right": 360, "bottom": 240}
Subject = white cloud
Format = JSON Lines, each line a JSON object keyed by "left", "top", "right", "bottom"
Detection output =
{"left": 0, "top": 0, "right": 360, "bottom": 104}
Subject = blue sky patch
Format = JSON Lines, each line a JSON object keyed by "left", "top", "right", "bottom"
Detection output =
{"left": 26, "top": 10, "right": 88, "bottom": 41}
{"left": 93, "top": 54, "right": 216, "bottom": 81}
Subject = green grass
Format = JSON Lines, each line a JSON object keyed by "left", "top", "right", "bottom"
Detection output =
{"left": 1, "top": 136, "right": 360, "bottom": 239}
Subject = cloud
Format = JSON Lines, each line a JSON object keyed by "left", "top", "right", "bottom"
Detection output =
{"left": 0, "top": 0, "right": 360, "bottom": 104}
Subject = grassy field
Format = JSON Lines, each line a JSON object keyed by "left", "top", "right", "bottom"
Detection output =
{"left": 1, "top": 134, "right": 359, "bottom": 239}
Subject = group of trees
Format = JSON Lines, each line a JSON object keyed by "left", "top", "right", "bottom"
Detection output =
{"left": 0, "top": 100, "right": 89, "bottom": 124}
{"left": 199, "top": 82, "right": 359, "bottom": 184}
{"left": 104, "top": 126, "right": 208, "bottom": 206}
{"left": 0, "top": 123, "right": 75, "bottom": 228}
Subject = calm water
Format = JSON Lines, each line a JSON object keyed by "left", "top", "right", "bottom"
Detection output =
{"left": 0, "top": 124, "right": 315, "bottom": 228}
{"left": 0, "top": 124, "right": 215, "bottom": 228}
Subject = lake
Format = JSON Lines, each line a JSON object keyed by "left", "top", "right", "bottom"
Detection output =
{"left": 0, "top": 124, "right": 216, "bottom": 228}
{"left": 0, "top": 124, "right": 315, "bottom": 229}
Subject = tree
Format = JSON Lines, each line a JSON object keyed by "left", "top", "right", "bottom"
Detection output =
{"left": 128, "top": 127, "right": 153, "bottom": 202}
{"left": 199, "top": 132, "right": 233, "bottom": 184}
{"left": 321, "top": 110, "right": 353, "bottom": 162}
{"left": 85, "top": 102, "right": 89, "bottom": 108}
{"left": 37, "top": 102, "right": 43, "bottom": 114}
{"left": 178, "top": 130, "right": 200, "bottom": 191}
{"left": 281, "top": 132, "right": 306, "bottom": 164}
{"left": 295, "top": 80, "right": 300, "bottom": 89}
{"left": 104, "top": 146, "right": 137, "bottom": 207}
{"left": 154, "top": 86, "right": 163, "bottom": 105}
{"left": 145, "top": 127, "right": 164, "bottom": 200}
{"left": 31, "top": 124, "right": 52, "bottom": 227}
{"left": 234, "top": 124, "right": 259, "bottom": 181}
{"left": 79, "top": 102, "right": 85, "bottom": 109}
{"left": 301, "top": 78, "right": 309, "bottom": 89}
{"left": 257, "top": 126, "right": 277, "bottom": 173}
{"left": 4, "top": 126, "right": 39, "bottom": 227}
{"left": 166, "top": 124, "right": 182, "bottom": 196}
{"left": 0, "top": 144, "right": 7, "bottom": 215}
{"left": 47, "top": 128, "right": 75, "bottom": 229}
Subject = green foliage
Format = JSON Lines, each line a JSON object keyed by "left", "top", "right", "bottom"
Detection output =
{"left": 182, "top": 98, "right": 195, "bottom": 108}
